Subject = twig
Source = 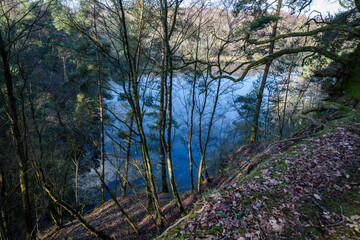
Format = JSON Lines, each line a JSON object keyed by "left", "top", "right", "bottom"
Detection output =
{"left": 311, "top": 197, "right": 328, "bottom": 213}
{"left": 155, "top": 209, "right": 194, "bottom": 239}
{"left": 325, "top": 206, "right": 344, "bottom": 227}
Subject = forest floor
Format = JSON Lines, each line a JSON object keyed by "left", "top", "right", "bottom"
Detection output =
{"left": 39, "top": 190, "right": 198, "bottom": 240}
{"left": 40, "top": 105, "right": 360, "bottom": 240}
{"left": 158, "top": 105, "right": 360, "bottom": 239}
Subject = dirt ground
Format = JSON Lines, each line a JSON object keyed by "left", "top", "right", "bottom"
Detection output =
{"left": 39, "top": 191, "right": 197, "bottom": 240}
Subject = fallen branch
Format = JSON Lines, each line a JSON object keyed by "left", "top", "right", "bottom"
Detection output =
{"left": 299, "top": 112, "right": 322, "bottom": 126}
{"left": 299, "top": 102, "right": 350, "bottom": 125}
{"left": 155, "top": 209, "right": 195, "bottom": 239}
{"left": 43, "top": 184, "right": 111, "bottom": 240}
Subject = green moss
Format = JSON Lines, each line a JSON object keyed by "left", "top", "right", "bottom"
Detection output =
{"left": 207, "top": 225, "right": 222, "bottom": 235}
{"left": 345, "top": 57, "right": 360, "bottom": 101}
{"left": 189, "top": 212, "right": 198, "bottom": 220}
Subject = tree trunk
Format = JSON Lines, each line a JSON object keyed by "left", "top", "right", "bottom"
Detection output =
{"left": 250, "top": 0, "right": 283, "bottom": 144}
{"left": 162, "top": 0, "right": 186, "bottom": 216}
{"left": 121, "top": 111, "right": 134, "bottom": 196}
{"left": 0, "top": 32, "right": 35, "bottom": 240}
{"left": 188, "top": 0, "right": 203, "bottom": 192}
{"left": 43, "top": 184, "right": 112, "bottom": 240}
{"left": 0, "top": 166, "right": 11, "bottom": 240}
{"left": 159, "top": 32, "right": 169, "bottom": 193}
{"left": 75, "top": 158, "right": 79, "bottom": 210}
{"left": 116, "top": 0, "right": 164, "bottom": 227}
{"left": 93, "top": 3, "right": 106, "bottom": 205}
{"left": 197, "top": 78, "right": 221, "bottom": 192}
{"left": 166, "top": 61, "right": 186, "bottom": 216}
{"left": 280, "top": 66, "right": 292, "bottom": 140}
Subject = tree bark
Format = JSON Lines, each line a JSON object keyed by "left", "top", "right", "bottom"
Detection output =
{"left": 0, "top": 32, "right": 35, "bottom": 240}
{"left": 197, "top": 78, "right": 221, "bottom": 192}
{"left": 43, "top": 184, "right": 112, "bottom": 240}
{"left": 188, "top": 0, "right": 203, "bottom": 192}
{"left": 159, "top": 28, "right": 169, "bottom": 193}
{"left": 117, "top": 0, "right": 165, "bottom": 227}
{"left": 162, "top": 0, "right": 186, "bottom": 216}
{"left": 121, "top": 111, "right": 134, "bottom": 196}
{"left": 0, "top": 166, "right": 11, "bottom": 240}
{"left": 280, "top": 66, "right": 292, "bottom": 139}
{"left": 250, "top": 0, "right": 283, "bottom": 143}
{"left": 93, "top": 3, "right": 106, "bottom": 205}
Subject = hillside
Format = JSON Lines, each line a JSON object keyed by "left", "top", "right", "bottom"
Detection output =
{"left": 39, "top": 104, "right": 360, "bottom": 240}
{"left": 158, "top": 105, "right": 360, "bottom": 239}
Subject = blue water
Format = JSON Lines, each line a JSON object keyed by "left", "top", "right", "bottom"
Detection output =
{"left": 89, "top": 75, "right": 256, "bottom": 199}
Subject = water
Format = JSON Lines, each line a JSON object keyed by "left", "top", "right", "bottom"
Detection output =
{"left": 105, "top": 74, "right": 256, "bottom": 192}
{"left": 79, "top": 74, "right": 257, "bottom": 203}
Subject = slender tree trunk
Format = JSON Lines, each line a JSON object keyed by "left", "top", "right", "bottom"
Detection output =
{"left": 0, "top": 33, "right": 35, "bottom": 240}
{"left": 27, "top": 87, "right": 64, "bottom": 229}
{"left": 276, "top": 85, "right": 282, "bottom": 137}
{"left": 58, "top": 161, "right": 70, "bottom": 227}
{"left": 161, "top": 0, "right": 186, "bottom": 216}
{"left": 121, "top": 111, "right": 134, "bottom": 196}
{"left": 75, "top": 158, "right": 79, "bottom": 209}
{"left": 188, "top": 1, "right": 203, "bottom": 192}
{"left": 115, "top": 0, "right": 164, "bottom": 228}
{"left": 263, "top": 86, "right": 271, "bottom": 140}
{"left": 136, "top": 114, "right": 164, "bottom": 227}
{"left": 197, "top": 79, "right": 208, "bottom": 191}
{"left": 56, "top": 114, "right": 140, "bottom": 233}
{"left": 93, "top": 3, "right": 106, "bottom": 205}
{"left": 280, "top": 66, "right": 292, "bottom": 139}
{"left": 48, "top": 204, "right": 62, "bottom": 230}
{"left": 250, "top": 0, "right": 283, "bottom": 143}
{"left": 43, "top": 184, "right": 112, "bottom": 240}
{"left": 0, "top": 166, "right": 11, "bottom": 240}
{"left": 188, "top": 74, "right": 196, "bottom": 192}
{"left": 166, "top": 60, "right": 186, "bottom": 216}
{"left": 159, "top": 31, "right": 169, "bottom": 193}
{"left": 197, "top": 78, "right": 221, "bottom": 192}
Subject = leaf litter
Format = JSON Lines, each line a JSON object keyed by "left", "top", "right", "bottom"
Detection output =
{"left": 162, "top": 120, "right": 360, "bottom": 239}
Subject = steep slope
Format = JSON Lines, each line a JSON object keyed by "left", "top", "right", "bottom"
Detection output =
{"left": 158, "top": 107, "right": 360, "bottom": 239}
{"left": 40, "top": 192, "right": 196, "bottom": 240}
{"left": 39, "top": 105, "right": 360, "bottom": 240}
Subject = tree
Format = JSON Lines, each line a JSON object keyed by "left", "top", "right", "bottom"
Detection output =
{"left": 206, "top": 0, "right": 360, "bottom": 138}
{"left": 0, "top": 1, "right": 52, "bottom": 238}
{"left": 249, "top": 0, "right": 283, "bottom": 143}
{"left": 160, "top": 0, "right": 187, "bottom": 216}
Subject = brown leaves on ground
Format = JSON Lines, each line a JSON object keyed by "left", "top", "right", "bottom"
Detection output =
{"left": 164, "top": 121, "right": 360, "bottom": 239}
{"left": 39, "top": 192, "right": 196, "bottom": 240}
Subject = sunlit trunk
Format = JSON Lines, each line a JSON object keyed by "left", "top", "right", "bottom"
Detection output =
{"left": 250, "top": 0, "right": 283, "bottom": 143}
